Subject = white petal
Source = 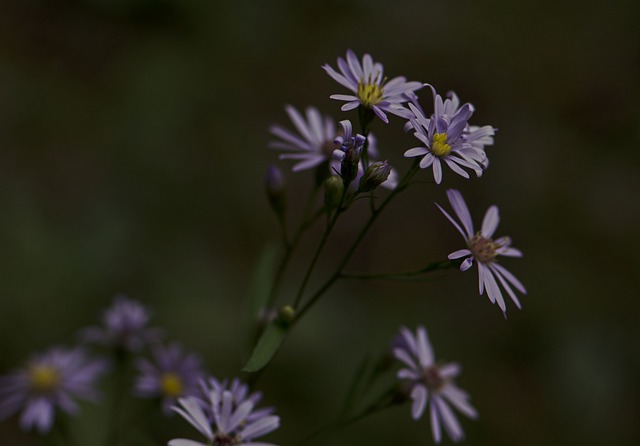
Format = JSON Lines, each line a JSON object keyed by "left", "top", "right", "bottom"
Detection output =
{"left": 168, "top": 440, "right": 208, "bottom": 446}
{"left": 491, "top": 263, "right": 527, "bottom": 294}
{"left": 173, "top": 398, "right": 212, "bottom": 440}
{"left": 446, "top": 189, "right": 474, "bottom": 238}
{"left": 411, "top": 384, "right": 428, "bottom": 419}
{"left": 436, "top": 203, "right": 468, "bottom": 242}
{"left": 433, "top": 158, "right": 443, "bottom": 184}
{"left": 404, "top": 147, "right": 429, "bottom": 158}
{"left": 442, "top": 385, "right": 478, "bottom": 420}
{"left": 448, "top": 249, "right": 471, "bottom": 259}
{"left": 481, "top": 205, "right": 500, "bottom": 238}
{"left": 430, "top": 400, "right": 442, "bottom": 444}
{"left": 284, "top": 105, "right": 316, "bottom": 146}
{"left": 416, "top": 326, "right": 434, "bottom": 367}
{"left": 435, "top": 397, "right": 464, "bottom": 441}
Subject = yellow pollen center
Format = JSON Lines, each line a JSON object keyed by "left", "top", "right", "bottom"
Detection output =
{"left": 469, "top": 233, "right": 499, "bottom": 263}
{"left": 357, "top": 77, "right": 384, "bottom": 108}
{"left": 431, "top": 133, "right": 451, "bottom": 157}
{"left": 28, "top": 365, "right": 60, "bottom": 392}
{"left": 160, "top": 373, "right": 184, "bottom": 397}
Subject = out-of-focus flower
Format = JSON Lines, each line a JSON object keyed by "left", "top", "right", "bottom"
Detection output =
{"left": 269, "top": 105, "right": 337, "bottom": 172}
{"left": 168, "top": 377, "right": 279, "bottom": 446}
{"left": 135, "top": 343, "right": 204, "bottom": 414}
{"left": 323, "top": 49, "right": 423, "bottom": 123}
{"left": 404, "top": 87, "right": 488, "bottom": 184}
{"left": 0, "top": 347, "right": 107, "bottom": 433}
{"left": 80, "top": 295, "right": 162, "bottom": 352}
{"left": 436, "top": 189, "right": 526, "bottom": 313}
{"left": 393, "top": 326, "right": 477, "bottom": 444}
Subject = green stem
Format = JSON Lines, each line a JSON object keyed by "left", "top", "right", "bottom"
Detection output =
{"left": 341, "top": 259, "right": 461, "bottom": 280}
{"left": 297, "top": 386, "right": 398, "bottom": 445}
{"left": 265, "top": 182, "right": 324, "bottom": 310}
{"left": 292, "top": 198, "right": 344, "bottom": 309}
{"left": 295, "top": 161, "right": 420, "bottom": 322}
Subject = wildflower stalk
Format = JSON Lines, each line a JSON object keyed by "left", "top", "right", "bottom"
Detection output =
{"left": 266, "top": 184, "right": 324, "bottom": 310}
{"left": 297, "top": 385, "right": 400, "bottom": 445}
{"left": 294, "top": 160, "right": 420, "bottom": 322}
{"left": 340, "top": 259, "right": 461, "bottom": 281}
{"left": 292, "top": 188, "right": 346, "bottom": 309}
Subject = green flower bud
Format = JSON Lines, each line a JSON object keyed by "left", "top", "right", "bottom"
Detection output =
{"left": 358, "top": 160, "right": 391, "bottom": 193}
{"left": 324, "top": 175, "right": 344, "bottom": 210}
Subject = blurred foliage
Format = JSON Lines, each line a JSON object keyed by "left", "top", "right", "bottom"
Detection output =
{"left": 1, "top": 0, "right": 639, "bottom": 444}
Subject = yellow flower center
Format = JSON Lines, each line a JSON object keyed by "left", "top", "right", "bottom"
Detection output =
{"left": 469, "top": 233, "right": 501, "bottom": 263}
{"left": 431, "top": 133, "right": 451, "bottom": 157}
{"left": 357, "top": 75, "right": 384, "bottom": 108}
{"left": 28, "top": 365, "right": 61, "bottom": 392}
{"left": 160, "top": 373, "right": 184, "bottom": 397}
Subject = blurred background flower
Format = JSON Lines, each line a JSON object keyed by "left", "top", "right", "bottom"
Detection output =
{"left": 0, "top": 0, "right": 639, "bottom": 445}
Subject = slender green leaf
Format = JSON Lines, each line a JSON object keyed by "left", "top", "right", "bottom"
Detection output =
{"left": 242, "top": 320, "right": 289, "bottom": 372}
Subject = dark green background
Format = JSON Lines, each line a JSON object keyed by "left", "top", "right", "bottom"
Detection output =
{"left": 1, "top": 0, "right": 639, "bottom": 444}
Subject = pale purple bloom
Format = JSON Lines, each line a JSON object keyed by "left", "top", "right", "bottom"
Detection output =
{"left": 436, "top": 189, "right": 526, "bottom": 313}
{"left": 168, "top": 377, "right": 279, "bottom": 446}
{"left": 393, "top": 326, "right": 477, "bottom": 444}
{"left": 135, "top": 343, "right": 204, "bottom": 414}
{"left": 404, "top": 87, "right": 488, "bottom": 184}
{"left": 323, "top": 49, "right": 423, "bottom": 123}
{"left": 80, "top": 295, "right": 162, "bottom": 352}
{"left": 0, "top": 347, "right": 107, "bottom": 433}
{"left": 269, "top": 105, "right": 338, "bottom": 172}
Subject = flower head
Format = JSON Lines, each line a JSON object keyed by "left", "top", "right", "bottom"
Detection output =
{"left": 323, "top": 50, "right": 423, "bottom": 123}
{"left": 269, "top": 105, "right": 338, "bottom": 172}
{"left": 135, "top": 343, "right": 204, "bottom": 414}
{"left": 0, "top": 347, "right": 108, "bottom": 433}
{"left": 169, "top": 376, "right": 279, "bottom": 446}
{"left": 80, "top": 295, "right": 162, "bottom": 352}
{"left": 436, "top": 189, "right": 526, "bottom": 313}
{"left": 404, "top": 87, "right": 489, "bottom": 184}
{"left": 393, "top": 326, "right": 477, "bottom": 444}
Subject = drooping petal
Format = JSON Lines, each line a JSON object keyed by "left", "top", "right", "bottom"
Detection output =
{"left": 410, "top": 384, "right": 428, "bottom": 419}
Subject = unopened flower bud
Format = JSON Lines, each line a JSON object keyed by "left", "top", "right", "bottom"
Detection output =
{"left": 265, "top": 165, "right": 286, "bottom": 216}
{"left": 340, "top": 145, "right": 361, "bottom": 186}
{"left": 358, "top": 160, "right": 391, "bottom": 193}
{"left": 324, "top": 175, "right": 344, "bottom": 210}
{"left": 278, "top": 305, "right": 296, "bottom": 326}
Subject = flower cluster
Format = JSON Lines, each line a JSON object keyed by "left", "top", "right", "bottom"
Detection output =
{"left": 2, "top": 48, "right": 526, "bottom": 446}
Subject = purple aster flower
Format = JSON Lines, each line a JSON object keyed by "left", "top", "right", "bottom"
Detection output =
{"left": 404, "top": 87, "right": 488, "bottom": 184}
{"left": 0, "top": 347, "right": 108, "bottom": 433}
{"left": 80, "top": 295, "right": 162, "bottom": 352}
{"left": 169, "top": 377, "right": 279, "bottom": 446}
{"left": 135, "top": 343, "right": 204, "bottom": 414}
{"left": 323, "top": 49, "right": 423, "bottom": 123}
{"left": 393, "top": 326, "right": 477, "bottom": 444}
{"left": 436, "top": 189, "right": 526, "bottom": 313}
{"left": 269, "top": 105, "right": 338, "bottom": 172}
